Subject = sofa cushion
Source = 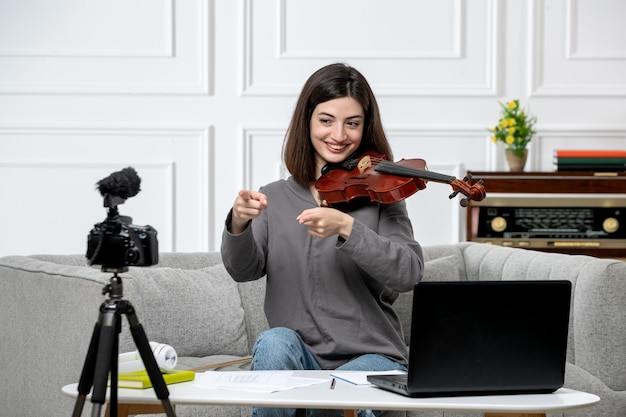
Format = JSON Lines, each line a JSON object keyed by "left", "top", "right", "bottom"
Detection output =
{"left": 395, "top": 254, "right": 462, "bottom": 345}
{"left": 422, "top": 254, "right": 462, "bottom": 282}
{"left": 121, "top": 264, "right": 249, "bottom": 358}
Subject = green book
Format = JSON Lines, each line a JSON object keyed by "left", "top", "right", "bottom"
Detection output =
{"left": 555, "top": 157, "right": 626, "bottom": 165}
{"left": 110, "top": 369, "right": 195, "bottom": 389}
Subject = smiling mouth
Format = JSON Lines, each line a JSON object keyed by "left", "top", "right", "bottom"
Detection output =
{"left": 327, "top": 142, "right": 349, "bottom": 151}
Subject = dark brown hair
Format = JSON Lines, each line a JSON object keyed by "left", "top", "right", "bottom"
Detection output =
{"left": 282, "top": 63, "right": 393, "bottom": 186}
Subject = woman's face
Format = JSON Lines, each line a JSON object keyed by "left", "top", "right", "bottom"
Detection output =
{"left": 310, "top": 96, "right": 364, "bottom": 175}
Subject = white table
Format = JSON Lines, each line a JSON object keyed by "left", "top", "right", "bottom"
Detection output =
{"left": 62, "top": 370, "right": 600, "bottom": 417}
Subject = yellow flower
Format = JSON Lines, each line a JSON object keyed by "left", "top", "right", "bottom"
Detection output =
{"left": 487, "top": 99, "right": 536, "bottom": 152}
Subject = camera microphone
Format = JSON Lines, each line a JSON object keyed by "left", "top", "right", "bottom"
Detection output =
{"left": 96, "top": 166, "right": 141, "bottom": 199}
{"left": 118, "top": 342, "right": 178, "bottom": 374}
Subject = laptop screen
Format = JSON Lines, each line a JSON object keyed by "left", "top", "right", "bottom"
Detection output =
{"left": 380, "top": 280, "right": 572, "bottom": 397}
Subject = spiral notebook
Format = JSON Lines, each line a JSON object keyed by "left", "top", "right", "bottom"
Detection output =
{"left": 367, "top": 280, "right": 572, "bottom": 397}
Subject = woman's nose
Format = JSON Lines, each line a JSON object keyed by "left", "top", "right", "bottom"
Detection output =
{"left": 333, "top": 125, "right": 347, "bottom": 141}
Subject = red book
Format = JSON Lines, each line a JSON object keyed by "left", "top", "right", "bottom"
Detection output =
{"left": 554, "top": 149, "right": 626, "bottom": 158}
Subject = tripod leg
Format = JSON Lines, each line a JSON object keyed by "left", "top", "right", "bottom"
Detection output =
{"left": 108, "top": 318, "right": 121, "bottom": 417}
{"left": 72, "top": 321, "right": 102, "bottom": 417}
{"left": 90, "top": 310, "right": 118, "bottom": 417}
{"left": 126, "top": 307, "right": 177, "bottom": 417}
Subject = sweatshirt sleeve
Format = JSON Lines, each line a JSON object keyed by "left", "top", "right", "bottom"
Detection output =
{"left": 337, "top": 200, "right": 424, "bottom": 292}
{"left": 220, "top": 208, "right": 267, "bottom": 282}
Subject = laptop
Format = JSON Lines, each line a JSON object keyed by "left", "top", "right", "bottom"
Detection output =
{"left": 367, "top": 280, "right": 572, "bottom": 397}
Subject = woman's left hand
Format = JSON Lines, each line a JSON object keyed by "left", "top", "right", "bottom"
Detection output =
{"left": 297, "top": 207, "right": 354, "bottom": 239}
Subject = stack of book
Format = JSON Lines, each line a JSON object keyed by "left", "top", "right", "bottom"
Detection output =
{"left": 110, "top": 369, "right": 195, "bottom": 389}
{"left": 553, "top": 149, "right": 626, "bottom": 172}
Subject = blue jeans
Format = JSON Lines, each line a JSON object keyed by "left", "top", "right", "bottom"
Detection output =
{"left": 250, "top": 327, "right": 407, "bottom": 417}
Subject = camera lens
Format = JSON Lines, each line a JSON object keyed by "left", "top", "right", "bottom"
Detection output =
{"left": 125, "top": 247, "right": 140, "bottom": 263}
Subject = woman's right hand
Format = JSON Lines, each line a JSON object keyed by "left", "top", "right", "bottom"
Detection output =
{"left": 230, "top": 190, "right": 268, "bottom": 234}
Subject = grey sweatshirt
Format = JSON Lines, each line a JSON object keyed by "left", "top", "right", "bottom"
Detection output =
{"left": 221, "top": 177, "right": 424, "bottom": 369}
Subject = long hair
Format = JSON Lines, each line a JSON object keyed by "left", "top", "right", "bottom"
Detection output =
{"left": 282, "top": 63, "right": 393, "bottom": 186}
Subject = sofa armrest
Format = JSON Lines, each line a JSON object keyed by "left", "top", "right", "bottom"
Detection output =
{"left": 574, "top": 261, "right": 626, "bottom": 391}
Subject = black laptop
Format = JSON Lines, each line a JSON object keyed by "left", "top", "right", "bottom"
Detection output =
{"left": 367, "top": 280, "right": 572, "bottom": 397}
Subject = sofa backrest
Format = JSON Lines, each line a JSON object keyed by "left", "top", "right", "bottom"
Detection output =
{"left": 23, "top": 252, "right": 254, "bottom": 358}
{"left": 393, "top": 244, "right": 468, "bottom": 345}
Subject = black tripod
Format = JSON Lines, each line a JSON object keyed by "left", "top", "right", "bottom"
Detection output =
{"left": 71, "top": 267, "right": 176, "bottom": 417}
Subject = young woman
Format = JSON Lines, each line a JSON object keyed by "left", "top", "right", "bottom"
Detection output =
{"left": 221, "top": 63, "right": 424, "bottom": 417}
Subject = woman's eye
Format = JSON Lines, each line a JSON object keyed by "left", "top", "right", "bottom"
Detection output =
{"left": 347, "top": 121, "right": 360, "bottom": 127}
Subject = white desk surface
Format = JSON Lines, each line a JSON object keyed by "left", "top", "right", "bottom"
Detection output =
{"left": 62, "top": 370, "right": 600, "bottom": 414}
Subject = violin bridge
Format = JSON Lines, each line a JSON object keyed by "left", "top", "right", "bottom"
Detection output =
{"left": 357, "top": 155, "right": 372, "bottom": 174}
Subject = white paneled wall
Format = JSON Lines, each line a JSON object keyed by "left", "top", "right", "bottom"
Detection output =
{"left": 0, "top": 0, "right": 624, "bottom": 257}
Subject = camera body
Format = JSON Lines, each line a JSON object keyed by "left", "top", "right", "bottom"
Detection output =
{"left": 87, "top": 215, "right": 158, "bottom": 268}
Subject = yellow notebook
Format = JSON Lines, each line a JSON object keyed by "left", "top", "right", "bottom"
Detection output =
{"left": 111, "top": 369, "right": 195, "bottom": 389}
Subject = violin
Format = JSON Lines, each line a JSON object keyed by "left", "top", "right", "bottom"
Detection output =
{"left": 315, "top": 151, "right": 486, "bottom": 207}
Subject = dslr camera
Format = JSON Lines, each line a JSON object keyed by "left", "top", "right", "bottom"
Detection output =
{"left": 86, "top": 167, "right": 158, "bottom": 269}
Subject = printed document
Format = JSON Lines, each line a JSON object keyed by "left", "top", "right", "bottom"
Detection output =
{"left": 194, "top": 371, "right": 329, "bottom": 393}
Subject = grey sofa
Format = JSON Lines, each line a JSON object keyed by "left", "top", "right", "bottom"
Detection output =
{"left": 0, "top": 242, "right": 624, "bottom": 417}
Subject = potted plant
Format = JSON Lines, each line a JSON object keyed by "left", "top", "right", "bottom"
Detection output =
{"left": 488, "top": 100, "right": 537, "bottom": 171}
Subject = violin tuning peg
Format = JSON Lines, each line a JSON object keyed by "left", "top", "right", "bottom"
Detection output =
{"left": 460, "top": 198, "right": 469, "bottom": 208}
{"left": 448, "top": 190, "right": 461, "bottom": 199}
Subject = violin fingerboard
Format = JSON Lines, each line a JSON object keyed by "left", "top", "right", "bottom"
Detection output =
{"left": 375, "top": 161, "right": 455, "bottom": 183}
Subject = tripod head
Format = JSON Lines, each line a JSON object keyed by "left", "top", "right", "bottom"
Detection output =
{"left": 101, "top": 268, "right": 128, "bottom": 300}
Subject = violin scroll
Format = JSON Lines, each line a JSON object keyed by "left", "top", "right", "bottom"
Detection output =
{"left": 448, "top": 175, "right": 486, "bottom": 207}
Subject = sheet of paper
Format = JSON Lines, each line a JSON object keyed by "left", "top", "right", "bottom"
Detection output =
{"left": 330, "top": 370, "right": 406, "bottom": 386}
{"left": 193, "top": 371, "right": 330, "bottom": 393}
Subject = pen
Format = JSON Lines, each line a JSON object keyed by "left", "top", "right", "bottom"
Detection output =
{"left": 330, "top": 378, "right": 336, "bottom": 390}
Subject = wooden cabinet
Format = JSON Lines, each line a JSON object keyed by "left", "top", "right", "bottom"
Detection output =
{"left": 465, "top": 171, "right": 626, "bottom": 258}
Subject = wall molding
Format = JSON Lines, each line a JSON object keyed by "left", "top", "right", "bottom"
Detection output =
{"left": 241, "top": 0, "right": 501, "bottom": 98}
{"left": 0, "top": 124, "right": 214, "bottom": 252}
{"left": 528, "top": 0, "right": 626, "bottom": 97}
{"left": 277, "top": 0, "right": 464, "bottom": 59}
{"left": 0, "top": 0, "right": 175, "bottom": 58}
{"left": 565, "top": 0, "right": 626, "bottom": 60}
{"left": 0, "top": 0, "right": 212, "bottom": 95}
